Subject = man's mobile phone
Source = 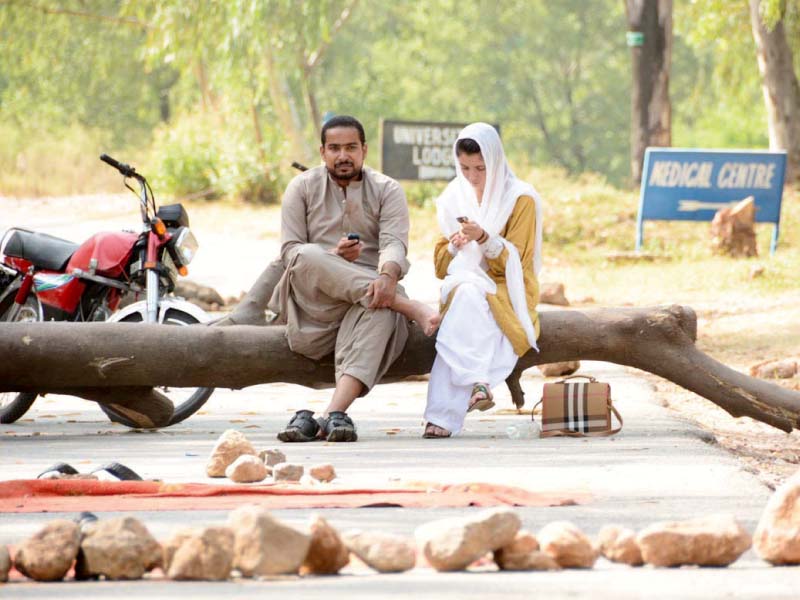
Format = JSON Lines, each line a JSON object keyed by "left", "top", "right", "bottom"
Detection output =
{"left": 456, "top": 216, "right": 469, "bottom": 224}
{"left": 347, "top": 233, "right": 360, "bottom": 241}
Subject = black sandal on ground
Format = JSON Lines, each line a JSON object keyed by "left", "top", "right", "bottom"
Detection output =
{"left": 91, "top": 462, "right": 143, "bottom": 481}
{"left": 319, "top": 411, "right": 358, "bottom": 442}
{"left": 277, "top": 409, "right": 321, "bottom": 443}
{"left": 38, "top": 461, "right": 143, "bottom": 480}
{"left": 38, "top": 462, "right": 80, "bottom": 478}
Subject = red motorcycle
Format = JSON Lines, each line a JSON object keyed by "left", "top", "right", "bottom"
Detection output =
{"left": 0, "top": 154, "right": 214, "bottom": 427}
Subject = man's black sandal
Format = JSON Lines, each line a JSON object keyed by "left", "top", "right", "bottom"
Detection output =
{"left": 277, "top": 409, "right": 320, "bottom": 443}
{"left": 37, "top": 461, "right": 143, "bottom": 480}
{"left": 320, "top": 411, "right": 358, "bottom": 442}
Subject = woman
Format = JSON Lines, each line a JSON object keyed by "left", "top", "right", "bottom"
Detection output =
{"left": 423, "top": 122, "right": 543, "bottom": 438}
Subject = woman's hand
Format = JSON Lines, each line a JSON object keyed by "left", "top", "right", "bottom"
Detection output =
{"left": 458, "top": 219, "right": 486, "bottom": 243}
{"left": 449, "top": 231, "right": 468, "bottom": 249}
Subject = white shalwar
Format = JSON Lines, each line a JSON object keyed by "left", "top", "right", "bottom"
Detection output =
{"left": 424, "top": 283, "right": 518, "bottom": 435}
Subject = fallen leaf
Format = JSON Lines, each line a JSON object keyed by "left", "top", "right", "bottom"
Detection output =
{"left": 243, "top": 424, "right": 261, "bottom": 429}
{"left": 228, "top": 419, "right": 247, "bottom": 423}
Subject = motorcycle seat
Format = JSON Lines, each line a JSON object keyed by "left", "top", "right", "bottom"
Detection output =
{"left": 2, "top": 228, "right": 79, "bottom": 271}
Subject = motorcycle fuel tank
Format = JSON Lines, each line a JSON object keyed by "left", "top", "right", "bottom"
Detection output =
{"left": 67, "top": 231, "right": 139, "bottom": 277}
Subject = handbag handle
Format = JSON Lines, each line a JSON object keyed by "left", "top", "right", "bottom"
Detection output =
{"left": 554, "top": 374, "right": 597, "bottom": 385}
{"left": 532, "top": 397, "right": 623, "bottom": 438}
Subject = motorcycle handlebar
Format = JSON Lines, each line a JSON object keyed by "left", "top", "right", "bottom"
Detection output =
{"left": 100, "top": 154, "right": 140, "bottom": 179}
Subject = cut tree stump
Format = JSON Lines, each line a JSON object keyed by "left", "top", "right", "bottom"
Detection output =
{"left": 2, "top": 305, "right": 800, "bottom": 432}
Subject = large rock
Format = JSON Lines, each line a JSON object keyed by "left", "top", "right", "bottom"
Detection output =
{"left": 637, "top": 514, "right": 751, "bottom": 567}
{"left": 538, "top": 521, "right": 597, "bottom": 568}
{"left": 0, "top": 545, "right": 9, "bottom": 582}
{"left": 494, "top": 531, "right": 560, "bottom": 571}
{"left": 76, "top": 516, "right": 161, "bottom": 580}
{"left": 415, "top": 508, "right": 521, "bottom": 571}
{"left": 538, "top": 361, "right": 580, "bottom": 377}
{"left": 206, "top": 429, "right": 257, "bottom": 477}
{"left": 165, "top": 527, "right": 234, "bottom": 581}
{"left": 174, "top": 280, "right": 226, "bottom": 310}
{"left": 225, "top": 454, "right": 268, "bottom": 483}
{"left": 13, "top": 520, "right": 80, "bottom": 582}
{"left": 753, "top": 470, "right": 800, "bottom": 564}
{"left": 597, "top": 525, "right": 643, "bottom": 566}
{"left": 228, "top": 505, "right": 311, "bottom": 576}
{"left": 301, "top": 516, "right": 350, "bottom": 575}
{"left": 749, "top": 358, "right": 798, "bottom": 380}
{"left": 540, "top": 282, "right": 570, "bottom": 306}
{"left": 343, "top": 530, "right": 416, "bottom": 573}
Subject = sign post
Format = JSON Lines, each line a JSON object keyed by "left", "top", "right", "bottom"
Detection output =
{"left": 380, "top": 119, "right": 499, "bottom": 181}
{"left": 636, "top": 148, "right": 787, "bottom": 254}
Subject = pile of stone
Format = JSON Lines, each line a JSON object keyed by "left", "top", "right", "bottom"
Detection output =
{"left": 5, "top": 468, "right": 800, "bottom": 583}
{"left": 205, "top": 429, "right": 336, "bottom": 484}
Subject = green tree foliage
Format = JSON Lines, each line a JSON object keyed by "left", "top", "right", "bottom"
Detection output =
{"left": 0, "top": 0, "right": 792, "bottom": 198}
{"left": 0, "top": 0, "right": 164, "bottom": 143}
{"left": 674, "top": 0, "right": 800, "bottom": 150}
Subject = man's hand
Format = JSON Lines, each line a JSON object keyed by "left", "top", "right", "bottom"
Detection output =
{"left": 367, "top": 273, "right": 397, "bottom": 308}
{"left": 331, "top": 236, "right": 362, "bottom": 262}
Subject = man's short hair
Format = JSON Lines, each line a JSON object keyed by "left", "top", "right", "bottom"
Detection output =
{"left": 321, "top": 115, "right": 366, "bottom": 145}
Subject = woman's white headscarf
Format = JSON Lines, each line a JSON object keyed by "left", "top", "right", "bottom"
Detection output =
{"left": 435, "top": 122, "right": 543, "bottom": 351}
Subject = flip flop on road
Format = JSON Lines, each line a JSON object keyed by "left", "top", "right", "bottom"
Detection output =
{"left": 37, "top": 461, "right": 143, "bottom": 481}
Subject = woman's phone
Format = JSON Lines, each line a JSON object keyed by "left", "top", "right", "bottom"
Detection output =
{"left": 456, "top": 216, "right": 469, "bottom": 224}
{"left": 347, "top": 233, "right": 360, "bottom": 241}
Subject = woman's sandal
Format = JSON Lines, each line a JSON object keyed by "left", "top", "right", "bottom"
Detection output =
{"left": 467, "top": 383, "right": 495, "bottom": 413}
{"left": 423, "top": 423, "right": 451, "bottom": 438}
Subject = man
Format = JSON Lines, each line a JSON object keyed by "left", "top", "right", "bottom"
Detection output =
{"left": 270, "top": 115, "right": 437, "bottom": 443}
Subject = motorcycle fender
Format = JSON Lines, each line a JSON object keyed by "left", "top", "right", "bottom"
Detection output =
{"left": 108, "top": 298, "right": 210, "bottom": 324}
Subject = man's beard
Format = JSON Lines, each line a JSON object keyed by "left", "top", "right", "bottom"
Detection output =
{"left": 328, "top": 161, "right": 360, "bottom": 180}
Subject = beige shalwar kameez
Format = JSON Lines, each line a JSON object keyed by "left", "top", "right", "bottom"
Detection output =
{"left": 268, "top": 165, "right": 410, "bottom": 393}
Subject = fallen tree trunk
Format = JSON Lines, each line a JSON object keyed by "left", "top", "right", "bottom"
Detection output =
{"left": 1, "top": 305, "right": 799, "bottom": 432}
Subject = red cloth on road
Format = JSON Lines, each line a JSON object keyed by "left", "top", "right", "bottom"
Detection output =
{"left": 0, "top": 479, "right": 588, "bottom": 513}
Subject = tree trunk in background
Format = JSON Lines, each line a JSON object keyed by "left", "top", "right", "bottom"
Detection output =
{"left": 749, "top": 0, "right": 800, "bottom": 185}
{"left": 625, "top": 0, "right": 672, "bottom": 184}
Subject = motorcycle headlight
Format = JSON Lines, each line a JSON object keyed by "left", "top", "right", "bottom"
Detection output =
{"left": 173, "top": 227, "right": 199, "bottom": 266}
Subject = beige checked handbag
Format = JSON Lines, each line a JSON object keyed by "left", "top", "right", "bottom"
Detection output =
{"left": 533, "top": 374, "right": 623, "bottom": 438}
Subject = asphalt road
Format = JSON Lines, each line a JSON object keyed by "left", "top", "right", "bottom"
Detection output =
{"left": 1, "top": 361, "right": 796, "bottom": 598}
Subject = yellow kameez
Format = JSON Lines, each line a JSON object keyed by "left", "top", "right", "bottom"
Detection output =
{"left": 433, "top": 194, "right": 540, "bottom": 356}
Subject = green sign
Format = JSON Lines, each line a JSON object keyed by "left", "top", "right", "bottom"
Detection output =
{"left": 626, "top": 31, "right": 644, "bottom": 47}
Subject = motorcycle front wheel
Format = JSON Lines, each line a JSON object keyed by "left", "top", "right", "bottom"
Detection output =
{"left": 100, "top": 308, "right": 215, "bottom": 427}
{"left": 0, "top": 294, "right": 42, "bottom": 424}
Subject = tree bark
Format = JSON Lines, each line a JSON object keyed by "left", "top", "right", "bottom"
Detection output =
{"left": 749, "top": 0, "right": 800, "bottom": 184}
{"left": 2, "top": 305, "right": 799, "bottom": 433}
{"left": 625, "top": 0, "right": 672, "bottom": 184}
